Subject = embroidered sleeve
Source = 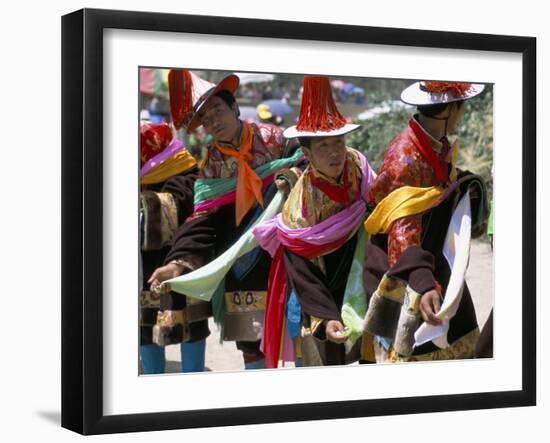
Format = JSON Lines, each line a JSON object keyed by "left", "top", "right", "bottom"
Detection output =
{"left": 199, "top": 145, "right": 220, "bottom": 179}
{"left": 387, "top": 215, "right": 423, "bottom": 267}
{"left": 255, "top": 122, "right": 285, "bottom": 158}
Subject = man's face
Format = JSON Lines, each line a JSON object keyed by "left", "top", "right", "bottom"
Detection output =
{"left": 305, "top": 135, "right": 347, "bottom": 179}
{"left": 197, "top": 95, "right": 240, "bottom": 143}
{"left": 447, "top": 101, "right": 466, "bottom": 133}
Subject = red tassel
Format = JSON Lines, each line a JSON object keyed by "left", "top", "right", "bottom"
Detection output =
{"left": 296, "top": 76, "right": 347, "bottom": 132}
{"left": 168, "top": 70, "right": 193, "bottom": 130}
{"left": 423, "top": 81, "right": 473, "bottom": 96}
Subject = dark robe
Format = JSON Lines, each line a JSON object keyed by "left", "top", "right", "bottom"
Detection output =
{"left": 140, "top": 167, "right": 205, "bottom": 345}
{"left": 284, "top": 233, "right": 359, "bottom": 365}
{"left": 164, "top": 185, "right": 277, "bottom": 356}
{"left": 364, "top": 172, "right": 488, "bottom": 357}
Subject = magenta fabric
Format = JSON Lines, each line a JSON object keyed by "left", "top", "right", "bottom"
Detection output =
{"left": 140, "top": 138, "right": 185, "bottom": 178}
{"left": 253, "top": 151, "right": 374, "bottom": 256}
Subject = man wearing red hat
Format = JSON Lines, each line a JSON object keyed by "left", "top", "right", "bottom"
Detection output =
{"left": 138, "top": 121, "right": 207, "bottom": 373}
{"left": 149, "top": 71, "right": 301, "bottom": 370}
{"left": 362, "top": 80, "right": 489, "bottom": 362}
{"left": 253, "top": 76, "right": 376, "bottom": 368}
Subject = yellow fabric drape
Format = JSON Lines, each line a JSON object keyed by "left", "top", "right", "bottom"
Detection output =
{"left": 140, "top": 150, "right": 197, "bottom": 185}
{"left": 364, "top": 185, "right": 444, "bottom": 235}
{"left": 216, "top": 123, "right": 264, "bottom": 226}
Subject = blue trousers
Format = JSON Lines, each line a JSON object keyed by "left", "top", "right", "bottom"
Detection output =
{"left": 244, "top": 358, "right": 266, "bottom": 370}
{"left": 140, "top": 339, "right": 206, "bottom": 374}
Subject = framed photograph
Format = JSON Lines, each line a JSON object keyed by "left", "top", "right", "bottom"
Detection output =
{"left": 62, "top": 8, "right": 536, "bottom": 435}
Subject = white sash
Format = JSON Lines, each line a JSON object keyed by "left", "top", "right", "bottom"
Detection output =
{"left": 414, "top": 191, "right": 472, "bottom": 349}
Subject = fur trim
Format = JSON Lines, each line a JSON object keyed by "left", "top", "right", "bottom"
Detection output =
{"left": 140, "top": 190, "right": 162, "bottom": 250}
{"left": 393, "top": 287, "right": 422, "bottom": 356}
{"left": 152, "top": 323, "right": 189, "bottom": 346}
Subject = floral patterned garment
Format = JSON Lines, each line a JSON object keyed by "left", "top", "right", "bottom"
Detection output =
{"left": 200, "top": 122, "right": 285, "bottom": 179}
{"left": 368, "top": 118, "right": 454, "bottom": 267}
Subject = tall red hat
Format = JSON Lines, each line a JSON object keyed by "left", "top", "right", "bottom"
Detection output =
{"left": 283, "top": 76, "right": 360, "bottom": 139}
{"left": 169, "top": 70, "right": 239, "bottom": 132}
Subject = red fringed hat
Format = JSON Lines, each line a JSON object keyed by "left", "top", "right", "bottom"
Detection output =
{"left": 172, "top": 72, "right": 240, "bottom": 132}
{"left": 283, "top": 76, "right": 360, "bottom": 139}
{"left": 401, "top": 80, "right": 485, "bottom": 106}
{"left": 140, "top": 122, "right": 173, "bottom": 166}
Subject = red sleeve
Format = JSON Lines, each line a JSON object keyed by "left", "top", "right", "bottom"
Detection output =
{"left": 255, "top": 122, "right": 285, "bottom": 158}
{"left": 368, "top": 133, "right": 431, "bottom": 266}
{"left": 387, "top": 215, "right": 423, "bottom": 267}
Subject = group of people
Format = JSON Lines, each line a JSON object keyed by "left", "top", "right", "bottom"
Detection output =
{"left": 138, "top": 69, "right": 492, "bottom": 374}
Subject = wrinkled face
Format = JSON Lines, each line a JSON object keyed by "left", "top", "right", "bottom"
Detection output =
{"left": 197, "top": 95, "right": 240, "bottom": 143}
{"left": 446, "top": 101, "right": 466, "bottom": 133}
{"left": 304, "top": 135, "right": 347, "bottom": 179}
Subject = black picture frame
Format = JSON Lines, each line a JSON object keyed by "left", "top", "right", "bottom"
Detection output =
{"left": 61, "top": 8, "right": 536, "bottom": 435}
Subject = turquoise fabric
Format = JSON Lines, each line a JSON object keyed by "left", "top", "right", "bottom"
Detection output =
{"left": 193, "top": 148, "right": 303, "bottom": 204}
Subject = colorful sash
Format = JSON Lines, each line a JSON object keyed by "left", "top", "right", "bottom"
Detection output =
{"left": 364, "top": 185, "right": 445, "bottom": 235}
{"left": 140, "top": 138, "right": 197, "bottom": 185}
{"left": 414, "top": 190, "right": 472, "bottom": 349}
{"left": 163, "top": 192, "right": 286, "bottom": 301}
{"left": 253, "top": 150, "right": 374, "bottom": 368}
{"left": 193, "top": 148, "right": 303, "bottom": 213}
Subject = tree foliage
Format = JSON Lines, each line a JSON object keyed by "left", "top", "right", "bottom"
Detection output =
{"left": 347, "top": 87, "right": 494, "bottom": 194}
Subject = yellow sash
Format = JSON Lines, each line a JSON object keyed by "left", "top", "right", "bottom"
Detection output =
{"left": 364, "top": 185, "right": 444, "bottom": 235}
{"left": 140, "top": 149, "right": 197, "bottom": 185}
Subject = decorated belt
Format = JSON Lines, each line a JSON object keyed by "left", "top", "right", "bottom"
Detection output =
{"left": 224, "top": 291, "right": 266, "bottom": 313}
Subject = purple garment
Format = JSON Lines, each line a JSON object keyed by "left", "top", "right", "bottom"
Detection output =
{"left": 140, "top": 138, "right": 185, "bottom": 178}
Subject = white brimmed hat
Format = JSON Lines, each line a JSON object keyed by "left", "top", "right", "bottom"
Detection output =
{"left": 283, "top": 76, "right": 360, "bottom": 139}
{"left": 401, "top": 81, "right": 485, "bottom": 106}
{"left": 168, "top": 70, "right": 240, "bottom": 131}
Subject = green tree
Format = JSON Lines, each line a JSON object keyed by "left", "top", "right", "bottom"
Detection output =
{"left": 348, "top": 86, "right": 494, "bottom": 194}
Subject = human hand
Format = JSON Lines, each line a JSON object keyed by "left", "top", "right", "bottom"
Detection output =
{"left": 275, "top": 178, "right": 290, "bottom": 194}
{"left": 326, "top": 320, "right": 347, "bottom": 344}
{"left": 419, "top": 289, "right": 442, "bottom": 325}
{"left": 148, "top": 262, "right": 184, "bottom": 291}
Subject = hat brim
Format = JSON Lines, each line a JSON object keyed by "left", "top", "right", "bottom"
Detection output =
{"left": 187, "top": 74, "right": 240, "bottom": 132}
{"left": 283, "top": 123, "right": 360, "bottom": 139}
{"left": 400, "top": 82, "right": 485, "bottom": 106}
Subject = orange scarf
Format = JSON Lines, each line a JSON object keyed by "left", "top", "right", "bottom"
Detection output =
{"left": 216, "top": 123, "right": 264, "bottom": 225}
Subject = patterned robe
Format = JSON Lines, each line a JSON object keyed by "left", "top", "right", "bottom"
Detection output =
{"left": 282, "top": 148, "right": 366, "bottom": 365}
{"left": 163, "top": 121, "right": 297, "bottom": 357}
{"left": 364, "top": 116, "right": 488, "bottom": 361}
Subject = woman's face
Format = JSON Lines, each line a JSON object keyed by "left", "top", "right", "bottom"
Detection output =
{"left": 197, "top": 96, "right": 241, "bottom": 143}
{"left": 305, "top": 135, "right": 347, "bottom": 179}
